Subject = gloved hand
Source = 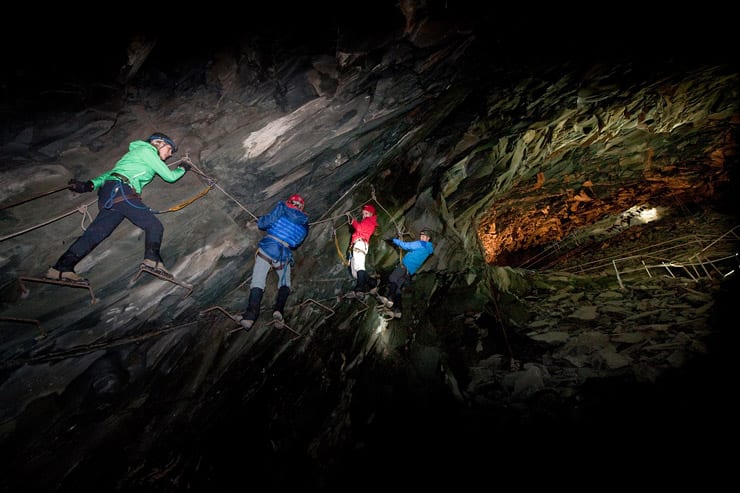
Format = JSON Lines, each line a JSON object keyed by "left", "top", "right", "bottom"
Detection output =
{"left": 180, "top": 161, "right": 192, "bottom": 172}
{"left": 68, "top": 179, "right": 94, "bottom": 193}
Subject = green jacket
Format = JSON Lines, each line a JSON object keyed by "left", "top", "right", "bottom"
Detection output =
{"left": 90, "top": 140, "right": 186, "bottom": 194}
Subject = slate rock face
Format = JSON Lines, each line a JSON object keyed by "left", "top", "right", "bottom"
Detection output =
{"left": 0, "top": 3, "right": 737, "bottom": 490}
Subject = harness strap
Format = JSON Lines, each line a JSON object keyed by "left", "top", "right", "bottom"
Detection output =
{"left": 110, "top": 194, "right": 141, "bottom": 206}
{"left": 104, "top": 180, "right": 140, "bottom": 204}
{"left": 111, "top": 172, "right": 132, "bottom": 186}
{"left": 352, "top": 238, "right": 369, "bottom": 249}
{"left": 256, "top": 250, "right": 284, "bottom": 270}
{"left": 266, "top": 234, "right": 291, "bottom": 249}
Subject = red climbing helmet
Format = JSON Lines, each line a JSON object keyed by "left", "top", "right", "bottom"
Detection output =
{"left": 362, "top": 204, "right": 376, "bottom": 215}
{"left": 287, "top": 194, "right": 305, "bottom": 210}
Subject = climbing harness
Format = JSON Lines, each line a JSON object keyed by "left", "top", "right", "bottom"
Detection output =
{"left": 103, "top": 182, "right": 144, "bottom": 210}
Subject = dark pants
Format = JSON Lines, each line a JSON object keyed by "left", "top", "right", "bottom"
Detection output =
{"left": 386, "top": 265, "right": 411, "bottom": 310}
{"left": 54, "top": 181, "right": 163, "bottom": 270}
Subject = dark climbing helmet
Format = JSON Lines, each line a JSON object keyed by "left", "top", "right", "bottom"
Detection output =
{"left": 362, "top": 204, "right": 376, "bottom": 215}
{"left": 287, "top": 194, "right": 305, "bottom": 211}
{"left": 419, "top": 229, "right": 432, "bottom": 240}
{"left": 146, "top": 132, "right": 178, "bottom": 153}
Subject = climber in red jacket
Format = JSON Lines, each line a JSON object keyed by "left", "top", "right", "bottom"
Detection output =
{"left": 346, "top": 203, "right": 379, "bottom": 297}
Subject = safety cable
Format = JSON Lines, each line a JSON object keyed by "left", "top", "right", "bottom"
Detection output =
{"left": 367, "top": 186, "right": 408, "bottom": 263}
{"left": 369, "top": 185, "right": 405, "bottom": 237}
{"left": 184, "top": 157, "right": 259, "bottom": 221}
{"left": 0, "top": 321, "right": 198, "bottom": 370}
{"left": 0, "top": 185, "right": 70, "bottom": 211}
{"left": 310, "top": 175, "right": 370, "bottom": 226}
{"left": 0, "top": 200, "right": 95, "bottom": 242}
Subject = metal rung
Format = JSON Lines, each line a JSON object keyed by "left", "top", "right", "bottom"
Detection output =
{"left": 19, "top": 276, "right": 98, "bottom": 304}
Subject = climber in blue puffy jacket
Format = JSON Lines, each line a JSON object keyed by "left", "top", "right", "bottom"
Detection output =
{"left": 238, "top": 194, "right": 309, "bottom": 331}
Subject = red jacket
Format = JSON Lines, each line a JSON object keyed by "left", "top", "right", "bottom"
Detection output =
{"left": 350, "top": 214, "right": 378, "bottom": 245}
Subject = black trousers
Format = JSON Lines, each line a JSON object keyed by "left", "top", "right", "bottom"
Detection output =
{"left": 56, "top": 181, "right": 163, "bottom": 266}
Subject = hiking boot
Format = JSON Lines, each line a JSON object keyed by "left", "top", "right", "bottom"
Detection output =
{"left": 273, "top": 310, "right": 284, "bottom": 329}
{"left": 142, "top": 259, "right": 171, "bottom": 276}
{"left": 45, "top": 267, "right": 87, "bottom": 283}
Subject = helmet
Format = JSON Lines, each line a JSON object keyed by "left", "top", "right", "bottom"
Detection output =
{"left": 287, "top": 194, "right": 305, "bottom": 210}
{"left": 146, "top": 132, "right": 178, "bottom": 153}
{"left": 361, "top": 204, "right": 376, "bottom": 215}
{"left": 419, "top": 229, "right": 432, "bottom": 240}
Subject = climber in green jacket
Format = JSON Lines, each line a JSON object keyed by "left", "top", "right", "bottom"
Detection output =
{"left": 45, "top": 132, "right": 190, "bottom": 283}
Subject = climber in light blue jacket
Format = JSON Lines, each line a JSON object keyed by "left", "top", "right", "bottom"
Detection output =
{"left": 377, "top": 228, "right": 434, "bottom": 319}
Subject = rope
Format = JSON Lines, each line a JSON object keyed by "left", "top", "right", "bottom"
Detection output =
{"left": 1, "top": 155, "right": 213, "bottom": 241}
{"left": 141, "top": 156, "right": 217, "bottom": 215}
{"left": 329, "top": 200, "right": 372, "bottom": 267}
{"left": 0, "top": 199, "right": 95, "bottom": 242}
{"left": 310, "top": 175, "right": 370, "bottom": 226}
{"left": 0, "top": 321, "right": 198, "bottom": 370}
{"left": 320, "top": 183, "right": 407, "bottom": 267}
{"left": 0, "top": 185, "right": 70, "bottom": 211}
{"left": 334, "top": 229, "right": 350, "bottom": 266}
{"left": 160, "top": 185, "right": 214, "bottom": 212}
{"left": 370, "top": 185, "right": 405, "bottom": 237}
{"left": 185, "top": 157, "right": 259, "bottom": 221}
{"left": 367, "top": 185, "right": 408, "bottom": 262}
{"left": 77, "top": 204, "right": 93, "bottom": 230}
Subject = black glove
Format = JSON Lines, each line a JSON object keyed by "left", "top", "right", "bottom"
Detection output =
{"left": 180, "top": 162, "right": 192, "bottom": 172}
{"left": 68, "top": 179, "right": 94, "bottom": 193}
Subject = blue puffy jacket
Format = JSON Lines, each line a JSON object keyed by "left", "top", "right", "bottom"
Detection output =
{"left": 257, "top": 201, "right": 309, "bottom": 262}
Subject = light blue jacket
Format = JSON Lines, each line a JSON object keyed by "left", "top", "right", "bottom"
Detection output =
{"left": 392, "top": 238, "right": 433, "bottom": 275}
